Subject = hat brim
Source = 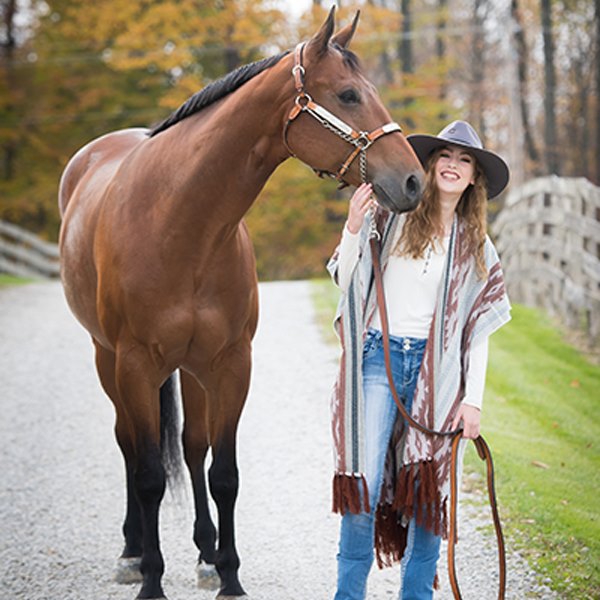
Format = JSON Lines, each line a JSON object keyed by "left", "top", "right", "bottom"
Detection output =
{"left": 407, "top": 134, "right": 510, "bottom": 199}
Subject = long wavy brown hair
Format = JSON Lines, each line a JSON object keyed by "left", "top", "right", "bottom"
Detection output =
{"left": 394, "top": 146, "right": 489, "bottom": 278}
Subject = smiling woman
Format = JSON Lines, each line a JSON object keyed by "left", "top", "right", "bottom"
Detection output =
{"left": 326, "top": 120, "right": 511, "bottom": 600}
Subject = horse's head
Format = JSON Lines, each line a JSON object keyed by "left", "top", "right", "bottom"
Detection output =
{"left": 283, "top": 7, "right": 423, "bottom": 214}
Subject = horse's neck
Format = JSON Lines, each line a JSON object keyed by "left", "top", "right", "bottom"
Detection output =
{"left": 157, "top": 70, "right": 292, "bottom": 230}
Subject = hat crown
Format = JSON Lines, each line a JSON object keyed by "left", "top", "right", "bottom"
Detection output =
{"left": 437, "top": 120, "right": 483, "bottom": 151}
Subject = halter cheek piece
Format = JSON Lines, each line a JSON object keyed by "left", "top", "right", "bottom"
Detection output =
{"left": 283, "top": 42, "right": 402, "bottom": 187}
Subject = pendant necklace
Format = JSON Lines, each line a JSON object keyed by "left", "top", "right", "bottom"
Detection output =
{"left": 422, "top": 238, "right": 436, "bottom": 275}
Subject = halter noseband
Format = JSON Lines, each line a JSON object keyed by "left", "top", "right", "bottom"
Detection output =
{"left": 283, "top": 42, "right": 403, "bottom": 186}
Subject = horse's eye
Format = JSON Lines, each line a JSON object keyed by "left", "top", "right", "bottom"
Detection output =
{"left": 338, "top": 89, "right": 360, "bottom": 105}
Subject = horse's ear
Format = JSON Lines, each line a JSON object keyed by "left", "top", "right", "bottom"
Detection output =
{"left": 306, "top": 5, "right": 336, "bottom": 57}
{"left": 331, "top": 11, "right": 360, "bottom": 49}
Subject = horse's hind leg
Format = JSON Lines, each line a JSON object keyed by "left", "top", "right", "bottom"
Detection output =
{"left": 180, "top": 371, "right": 219, "bottom": 589}
{"left": 94, "top": 341, "right": 143, "bottom": 583}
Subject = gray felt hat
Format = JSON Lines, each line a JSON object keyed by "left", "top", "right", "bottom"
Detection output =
{"left": 407, "top": 120, "right": 510, "bottom": 198}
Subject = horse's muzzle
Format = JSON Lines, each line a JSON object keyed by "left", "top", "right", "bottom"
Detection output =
{"left": 373, "top": 170, "right": 423, "bottom": 214}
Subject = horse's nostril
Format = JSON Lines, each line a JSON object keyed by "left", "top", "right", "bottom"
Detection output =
{"left": 405, "top": 174, "right": 421, "bottom": 201}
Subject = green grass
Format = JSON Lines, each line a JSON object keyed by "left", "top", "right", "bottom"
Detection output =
{"left": 310, "top": 278, "right": 600, "bottom": 599}
{"left": 310, "top": 276, "right": 342, "bottom": 345}
{"left": 0, "top": 273, "right": 34, "bottom": 287}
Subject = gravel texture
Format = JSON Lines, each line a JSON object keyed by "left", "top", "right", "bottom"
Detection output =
{"left": 0, "top": 280, "right": 558, "bottom": 600}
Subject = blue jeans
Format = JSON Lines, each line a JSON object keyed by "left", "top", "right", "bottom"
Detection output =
{"left": 334, "top": 329, "right": 441, "bottom": 600}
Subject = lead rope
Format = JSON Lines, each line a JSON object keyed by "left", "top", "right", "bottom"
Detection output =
{"left": 368, "top": 231, "right": 507, "bottom": 600}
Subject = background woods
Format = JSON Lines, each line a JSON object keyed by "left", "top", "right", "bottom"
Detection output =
{"left": 0, "top": 0, "right": 599, "bottom": 279}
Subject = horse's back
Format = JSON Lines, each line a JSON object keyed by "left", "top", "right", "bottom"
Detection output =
{"left": 58, "top": 127, "right": 149, "bottom": 217}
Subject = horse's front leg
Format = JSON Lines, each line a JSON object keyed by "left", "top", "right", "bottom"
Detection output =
{"left": 180, "top": 370, "right": 220, "bottom": 589}
{"left": 115, "top": 342, "right": 168, "bottom": 600}
{"left": 118, "top": 460, "right": 145, "bottom": 581}
{"left": 205, "top": 342, "right": 252, "bottom": 599}
{"left": 94, "top": 341, "right": 143, "bottom": 584}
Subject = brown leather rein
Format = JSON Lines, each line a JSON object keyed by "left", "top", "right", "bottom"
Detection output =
{"left": 283, "top": 42, "right": 403, "bottom": 185}
{"left": 369, "top": 234, "right": 507, "bottom": 599}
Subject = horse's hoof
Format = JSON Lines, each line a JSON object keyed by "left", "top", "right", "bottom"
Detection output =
{"left": 196, "top": 561, "right": 220, "bottom": 590}
{"left": 134, "top": 584, "right": 167, "bottom": 599}
{"left": 215, "top": 588, "right": 249, "bottom": 600}
{"left": 115, "top": 556, "right": 143, "bottom": 584}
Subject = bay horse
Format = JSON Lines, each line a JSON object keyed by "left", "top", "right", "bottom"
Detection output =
{"left": 57, "top": 8, "right": 423, "bottom": 600}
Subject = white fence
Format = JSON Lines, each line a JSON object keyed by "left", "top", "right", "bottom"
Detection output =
{"left": 0, "top": 220, "right": 60, "bottom": 279}
{"left": 492, "top": 176, "right": 600, "bottom": 343}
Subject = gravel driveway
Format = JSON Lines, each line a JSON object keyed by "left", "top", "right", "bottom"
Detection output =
{"left": 0, "top": 280, "right": 557, "bottom": 599}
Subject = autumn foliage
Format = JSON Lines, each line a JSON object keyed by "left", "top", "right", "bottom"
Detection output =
{"left": 1, "top": 0, "right": 598, "bottom": 280}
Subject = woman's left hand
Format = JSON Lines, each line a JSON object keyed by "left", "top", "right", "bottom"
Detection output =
{"left": 451, "top": 403, "right": 481, "bottom": 439}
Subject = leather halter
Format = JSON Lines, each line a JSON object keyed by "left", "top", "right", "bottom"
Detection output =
{"left": 283, "top": 42, "right": 402, "bottom": 186}
{"left": 370, "top": 232, "right": 507, "bottom": 600}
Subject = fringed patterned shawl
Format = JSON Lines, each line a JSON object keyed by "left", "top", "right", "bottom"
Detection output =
{"left": 327, "top": 209, "right": 511, "bottom": 567}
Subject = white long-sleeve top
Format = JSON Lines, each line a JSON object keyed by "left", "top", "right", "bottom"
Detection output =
{"left": 336, "top": 222, "right": 488, "bottom": 409}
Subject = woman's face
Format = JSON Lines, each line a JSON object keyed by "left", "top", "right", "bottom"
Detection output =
{"left": 433, "top": 145, "right": 476, "bottom": 199}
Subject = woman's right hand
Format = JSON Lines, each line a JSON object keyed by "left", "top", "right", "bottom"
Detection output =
{"left": 346, "top": 183, "right": 375, "bottom": 234}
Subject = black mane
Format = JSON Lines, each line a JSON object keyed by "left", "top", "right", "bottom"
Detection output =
{"left": 334, "top": 44, "right": 360, "bottom": 72}
{"left": 149, "top": 50, "right": 290, "bottom": 137}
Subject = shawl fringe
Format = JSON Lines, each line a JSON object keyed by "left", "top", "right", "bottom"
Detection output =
{"left": 332, "top": 473, "right": 370, "bottom": 515}
{"left": 374, "top": 460, "right": 450, "bottom": 569}
{"left": 374, "top": 502, "right": 408, "bottom": 569}
{"left": 374, "top": 503, "right": 442, "bottom": 594}
{"left": 391, "top": 460, "right": 446, "bottom": 536}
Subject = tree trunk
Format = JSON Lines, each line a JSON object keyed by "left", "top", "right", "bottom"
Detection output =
{"left": 574, "top": 59, "right": 589, "bottom": 177}
{"left": 436, "top": 0, "right": 448, "bottom": 120}
{"left": 224, "top": 44, "right": 240, "bottom": 73}
{"left": 398, "top": 0, "right": 414, "bottom": 128}
{"left": 1, "top": 0, "right": 16, "bottom": 50}
{"left": 511, "top": 0, "right": 541, "bottom": 172}
{"left": 1, "top": 0, "right": 17, "bottom": 181}
{"left": 470, "top": 0, "right": 487, "bottom": 142}
{"left": 366, "top": 0, "right": 392, "bottom": 82}
{"left": 399, "top": 0, "right": 413, "bottom": 75}
{"left": 541, "top": 0, "right": 559, "bottom": 174}
{"left": 379, "top": 48, "right": 394, "bottom": 85}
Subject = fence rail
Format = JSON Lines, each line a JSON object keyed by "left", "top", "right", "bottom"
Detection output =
{"left": 0, "top": 220, "right": 60, "bottom": 279}
{"left": 492, "top": 176, "right": 600, "bottom": 343}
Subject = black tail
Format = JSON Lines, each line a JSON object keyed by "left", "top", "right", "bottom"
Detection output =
{"left": 160, "top": 372, "right": 184, "bottom": 490}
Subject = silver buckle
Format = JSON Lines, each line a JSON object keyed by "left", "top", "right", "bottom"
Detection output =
{"left": 402, "top": 339, "right": 411, "bottom": 351}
